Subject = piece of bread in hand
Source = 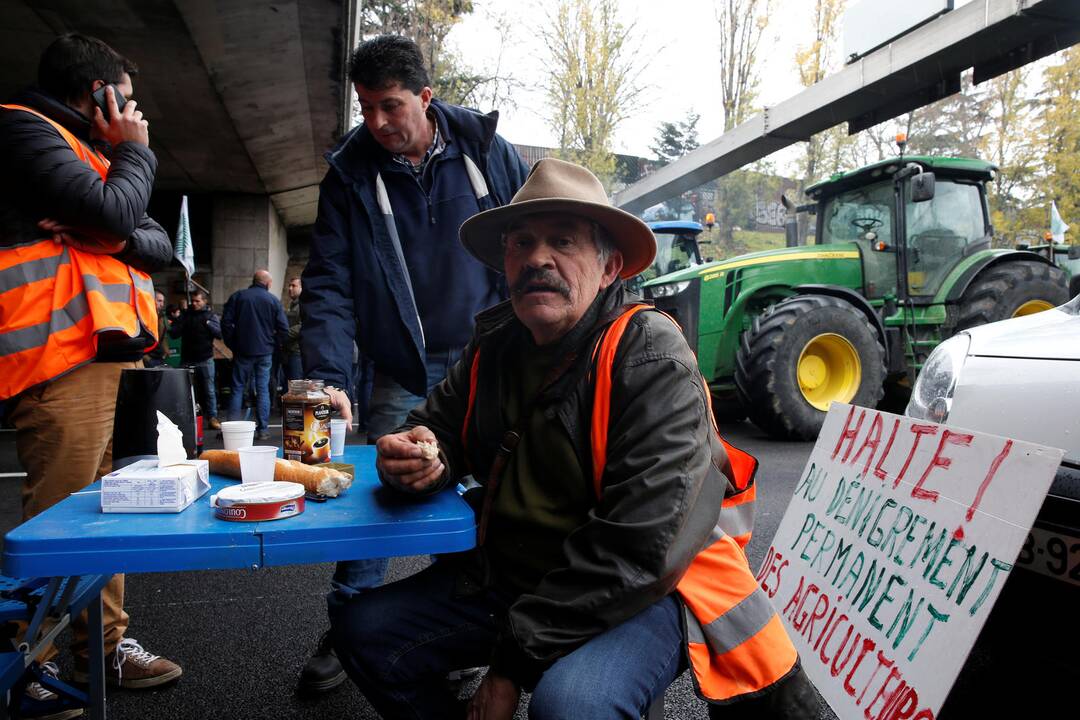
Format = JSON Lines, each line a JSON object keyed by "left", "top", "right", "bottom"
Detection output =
{"left": 416, "top": 440, "right": 439, "bottom": 460}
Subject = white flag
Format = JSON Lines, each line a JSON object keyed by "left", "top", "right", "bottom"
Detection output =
{"left": 175, "top": 195, "right": 195, "bottom": 277}
{"left": 1051, "top": 200, "right": 1070, "bottom": 243}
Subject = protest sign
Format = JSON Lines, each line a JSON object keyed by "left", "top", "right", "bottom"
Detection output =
{"left": 757, "top": 403, "right": 1064, "bottom": 720}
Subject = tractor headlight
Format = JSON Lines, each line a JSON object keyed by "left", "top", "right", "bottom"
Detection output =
{"left": 906, "top": 334, "right": 971, "bottom": 423}
{"left": 648, "top": 280, "right": 691, "bottom": 299}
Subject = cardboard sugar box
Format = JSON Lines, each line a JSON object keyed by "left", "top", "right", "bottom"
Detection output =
{"left": 101, "top": 458, "right": 210, "bottom": 513}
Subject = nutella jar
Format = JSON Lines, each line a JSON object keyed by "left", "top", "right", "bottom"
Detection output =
{"left": 282, "top": 379, "right": 331, "bottom": 464}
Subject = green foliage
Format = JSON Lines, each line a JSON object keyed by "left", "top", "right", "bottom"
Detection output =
{"left": 1039, "top": 47, "right": 1080, "bottom": 240}
{"left": 650, "top": 112, "right": 700, "bottom": 166}
{"left": 355, "top": 0, "right": 516, "bottom": 110}
{"left": 650, "top": 111, "right": 700, "bottom": 218}
{"left": 542, "top": 0, "right": 644, "bottom": 189}
{"left": 716, "top": 0, "right": 770, "bottom": 131}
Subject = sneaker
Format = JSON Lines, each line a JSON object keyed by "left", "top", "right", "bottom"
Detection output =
{"left": 255, "top": 430, "right": 272, "bottom": 441}
{"left": 299, "top": 629, "right": 345, "bottom": 693}
{"left": 207, "top": 417, "right": 222, "bottom": 430}
{"left": 22, "top": 661, "right": 84, "bottom": 720}
{"left": 74, "top": 638, "right": 182, "bottom": 689}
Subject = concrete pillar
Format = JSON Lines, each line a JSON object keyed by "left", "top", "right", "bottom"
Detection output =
{"left": 210, "top": 194, "right": 289, "bottom": 307}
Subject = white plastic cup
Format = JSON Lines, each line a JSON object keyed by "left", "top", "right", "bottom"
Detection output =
{"left": 238, "top": 446, "right": 278, "bottom": 485}
{"left": 330, "top": 419, "right": 348, "bottom": 457}
{"left": 221, "top": 421, "right": 256, "bottom": 451}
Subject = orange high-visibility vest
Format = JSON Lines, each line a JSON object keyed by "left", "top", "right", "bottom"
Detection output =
{"left": 589, "top": 304, "right": 797, "bottom": 703}
{"left": 0, "top": 104, "right": 158, "bottom": 400}
{"left": 461, "top": 304, "right": 798, "bottom": 704}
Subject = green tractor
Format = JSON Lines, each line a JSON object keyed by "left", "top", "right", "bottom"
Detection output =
{"left": 642, "top": 155, "right": 1073, "bottom": 440}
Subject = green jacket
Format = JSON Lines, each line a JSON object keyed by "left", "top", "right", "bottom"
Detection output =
{"left": 391, "top": 282, "right": 730, "bottom": 689}
{"left": 285, "top": 299, "right": 301, "bottom": 355}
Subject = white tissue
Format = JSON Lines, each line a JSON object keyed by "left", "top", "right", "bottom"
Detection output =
{"left": 156, "top": 410, "right": 188, "bottom": 467}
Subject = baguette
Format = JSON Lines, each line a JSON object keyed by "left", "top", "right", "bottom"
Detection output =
{"left": 201, "top": 449, "right": 353, "bottom": 497}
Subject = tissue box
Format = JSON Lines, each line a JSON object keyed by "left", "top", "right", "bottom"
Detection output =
{"left": 101, "top": 459, "right": 211, "bottom": 513}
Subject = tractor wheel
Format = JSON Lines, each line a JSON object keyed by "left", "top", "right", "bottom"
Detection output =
{"left": 710, "top": 389, "right": 747, "bottom": 425}
{"left": 957, "top": 260, "right": 1068, "bottom": 330}
{"left": 735, "top": 295, "right": 887, "bottom": 440}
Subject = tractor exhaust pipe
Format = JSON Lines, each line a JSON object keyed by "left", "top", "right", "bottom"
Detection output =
{"left": 781, "top": 193, "right": 799, "bottom": 247}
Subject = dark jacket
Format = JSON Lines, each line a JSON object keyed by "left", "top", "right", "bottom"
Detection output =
{"left": 168, "top": 307, "right": 221, "bottom": 363}
{"left": 394, "top": 283, "right": 728, "bottom": 689}
{"left": 0, "top": 88, "right": 172, "bottom": 274}
{"left": 284, "top": 299, "right": 301, "bottom": 356}
{"left": 221, "top": 284, "right": 289, "bottom": 357}
{"left": 300, "top": 99, "right": 529, "bottom": 395}
{"left": 147, "top": 313, "right": 170, "bottom": 361}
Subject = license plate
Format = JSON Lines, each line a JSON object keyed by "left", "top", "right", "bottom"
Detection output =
{"left": 1016, "top": 526, "right": 1080, "bottom": 586}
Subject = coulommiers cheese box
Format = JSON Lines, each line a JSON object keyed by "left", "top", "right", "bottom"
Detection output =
{"left": 101, "top": 459, "right": 211, "bottom": 513}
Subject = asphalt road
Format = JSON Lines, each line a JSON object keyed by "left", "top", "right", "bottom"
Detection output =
{"left": 0, "top": 417, "right": 1075, "bottom": 718}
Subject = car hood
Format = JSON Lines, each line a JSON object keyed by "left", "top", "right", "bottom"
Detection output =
{"left": 965, "top": 298, "right": 1080, "bottom": 360}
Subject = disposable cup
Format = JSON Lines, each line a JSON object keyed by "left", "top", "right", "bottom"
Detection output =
{"left": 330, "top": 419, "right": 348, "bottom": 457}
{"left": 238, "top": 446, "right": 278, "bottom": 485}
{"left": 221, "top": 421, "right": 256, "bottom": 451}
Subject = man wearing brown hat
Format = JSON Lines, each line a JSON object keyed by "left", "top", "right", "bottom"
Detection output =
{"left": 327, "top": 159, "right": 815, "bottom": 719}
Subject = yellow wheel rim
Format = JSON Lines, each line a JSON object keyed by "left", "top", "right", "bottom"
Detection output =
{"left": 1012, "top": 299, "right": 1055, "bottom": 317}
{"left": 797, "top": 333, "right": 862, "bottom": 411}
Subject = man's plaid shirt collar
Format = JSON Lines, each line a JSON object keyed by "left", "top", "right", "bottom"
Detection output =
{"left": 392, "top": 110, "right": 444, "bottom": 177}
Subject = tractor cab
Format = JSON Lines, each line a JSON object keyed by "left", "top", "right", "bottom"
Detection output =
{"left": 806, "top": 155, "right": 997, "bottom": 305}
{"left": 627, "top": 221, "right": 705, "bottom": 294}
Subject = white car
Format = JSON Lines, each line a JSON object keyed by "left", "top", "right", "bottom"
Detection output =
{"left": 906, "top": 294, "right": 1079, "bottom": 709}
{"left": 907, "top": 293, "right": 1080, "bottom": 586}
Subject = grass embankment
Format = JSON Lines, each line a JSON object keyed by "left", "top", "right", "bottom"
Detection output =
{"left": 697, "top": 229, "right": 818, "bottom": 262}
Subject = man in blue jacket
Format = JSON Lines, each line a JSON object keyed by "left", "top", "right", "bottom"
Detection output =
{"left": 298, "top": 34, "right": 528, "bottom": 692}
{"left": 221, "top": 270, "right": 289, "bottom": 440}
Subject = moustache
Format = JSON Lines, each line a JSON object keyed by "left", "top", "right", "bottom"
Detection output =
{"left": 511, "top": 268, "right": 571, "bottom": 299}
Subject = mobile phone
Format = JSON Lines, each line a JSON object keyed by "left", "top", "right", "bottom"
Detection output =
{"left": 91, "top": 84, "right": 127, "bottom": 120}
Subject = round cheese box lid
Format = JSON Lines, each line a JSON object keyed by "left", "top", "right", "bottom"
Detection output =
{"left": 211, "top": 481, "right": 305, "bottom": 522}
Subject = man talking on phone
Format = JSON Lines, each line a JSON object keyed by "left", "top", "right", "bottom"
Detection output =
{"left": 0, "top": 33, "right": 180, "bottom": 716}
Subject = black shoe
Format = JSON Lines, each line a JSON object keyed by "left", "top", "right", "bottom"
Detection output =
{"left": 299, "top": 630, "right": 345, "bottom": 693}
{"left": 255, "top": 430, "right": 272, "bottom": 441}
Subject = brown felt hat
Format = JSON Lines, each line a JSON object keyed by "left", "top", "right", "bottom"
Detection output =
{"left": 459, "top": 158, "right": 656, "bottom": 279}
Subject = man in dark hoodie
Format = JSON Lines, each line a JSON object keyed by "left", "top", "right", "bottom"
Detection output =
{"left": 0, "top": 33, "right": 181, "bottom": 712}
{"left": 168, "top": 290, "right": 222, "bottom": 429}
{"left": 298, "top": 34, "right": 529, "bottom": 692}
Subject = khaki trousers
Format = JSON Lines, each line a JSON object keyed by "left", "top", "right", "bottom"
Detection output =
{"left": 9, "top": 360, "right": 139, "bottom": 660}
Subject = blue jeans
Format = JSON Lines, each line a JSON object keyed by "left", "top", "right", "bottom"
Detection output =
{"left": 188, "top": 357, "right": 218, "bottom": 420}
{"left": 328, "top": 561, "right": 684, "bottom": 719}
{"left": 228, "top": 354, "right": 272, "bottom": 432}
{"left": 331, "top": 349, "right": 463, "bottom": 598}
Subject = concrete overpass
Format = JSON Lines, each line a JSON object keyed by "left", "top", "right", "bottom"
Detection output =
{"left": 613, "top": 0, "right": 1080, "bottom": 214}
{"left": 0, "top": 0, "right": 359, "bottom": 303}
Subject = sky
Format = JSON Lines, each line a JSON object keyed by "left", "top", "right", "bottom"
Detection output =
{"left": 449, "top": 0, "right": 819, "bottom": 161}
{"left": 447, "top": 0, "right": 976, "bottom": 172}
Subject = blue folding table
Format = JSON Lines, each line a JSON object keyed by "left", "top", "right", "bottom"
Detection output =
{"left": 1, "top": 445, "right": 476, "bottom": 719}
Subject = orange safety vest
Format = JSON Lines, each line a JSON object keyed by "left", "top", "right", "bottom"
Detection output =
{"left": 0, "top": 104, "right": 158, "bottom": 401}
{"left": 590, "top": 304, "right": 797, "bottom": 703}
{"left": 462, "top": 304, "right": 798, "bottom": 704}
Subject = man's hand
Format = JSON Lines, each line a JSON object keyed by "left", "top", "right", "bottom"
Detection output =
{"left": 324, "top": 386, "right": 352, "bottom": 426}
{"left": 375, "top": 426, "right": 445, "bottom": 492}
{"left": 38, "top": 219, "right": 127, "bottom": 254}
{"left": 467, "top": 674, "right": 520, "bottom": 720}
{"left": 91, "top": 86, "right": 149, "bottom": 147}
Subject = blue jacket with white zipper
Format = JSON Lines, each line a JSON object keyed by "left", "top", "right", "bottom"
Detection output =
{"left": 300, "top": 99, "right": 529, "bottom": 396}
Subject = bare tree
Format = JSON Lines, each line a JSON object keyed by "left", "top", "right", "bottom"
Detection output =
{"left": 715, "top": 0, "right": 771, "bottom": 131}
{"left": 541, "top": 0, "right": 646, "bottom": 187}
{"left": 352, "top": 1, "right": 517, "bottom": 110}
{"left": 794, "top": 0, "right": 845, "bottom": 193}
